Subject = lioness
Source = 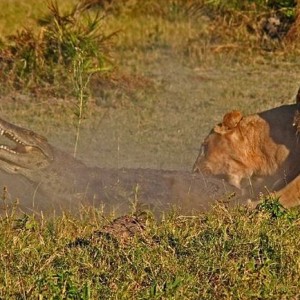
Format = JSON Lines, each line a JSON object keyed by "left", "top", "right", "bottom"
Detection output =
{"left": 193, "top": 105, "right": 300, "bottom": 201}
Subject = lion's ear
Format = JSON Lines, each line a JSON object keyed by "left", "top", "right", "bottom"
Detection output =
{"left": 222, "top": 110, "right": 243, "bottom": 129}
{"left": 213, "top": 124, "right": 227, "bottom": 134}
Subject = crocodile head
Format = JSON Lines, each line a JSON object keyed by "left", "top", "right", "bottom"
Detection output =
{"left": 0, "top": 117, "right": 53, "bottom": 176}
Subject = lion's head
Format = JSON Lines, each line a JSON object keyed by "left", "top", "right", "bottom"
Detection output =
{"left": 193, "top": 110, "right": 290, "bottom": 189}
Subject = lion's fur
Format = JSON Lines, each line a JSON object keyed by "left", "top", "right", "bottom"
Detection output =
{"left": 194, "top": 105, "right": 300, "bottom": 196}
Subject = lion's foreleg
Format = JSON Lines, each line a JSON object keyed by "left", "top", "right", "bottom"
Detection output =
{"left": 275, "top": 176, "right": 300, "bottom": 208}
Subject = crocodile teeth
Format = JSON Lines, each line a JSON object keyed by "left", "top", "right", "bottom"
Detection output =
{"left": 3, "top": 131, "right": 25, "bottom": 145}
{"left": 0, "top": 145, "right": 17, "bottom": 154}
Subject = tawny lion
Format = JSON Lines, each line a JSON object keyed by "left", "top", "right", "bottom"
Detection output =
{"left": 193, "top": 104, "right": 300, "bottom": 207}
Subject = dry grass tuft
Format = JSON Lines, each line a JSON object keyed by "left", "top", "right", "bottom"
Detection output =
{"left": 0, "top": 0, "right": 116, "bottom": 95}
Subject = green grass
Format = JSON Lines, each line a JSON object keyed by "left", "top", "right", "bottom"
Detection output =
{"left": 1, "top": 199, "right": 300, "bottom": 298}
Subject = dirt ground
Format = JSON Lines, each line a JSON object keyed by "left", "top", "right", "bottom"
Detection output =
{"left": 0, "top": 48, "right": 299, "bottom": 173}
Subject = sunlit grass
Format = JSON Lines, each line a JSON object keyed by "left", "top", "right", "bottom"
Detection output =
{"left": 1, "top": 199, "right": 300, "bottom": 298}
{"left": 0, "top": 0, "right": 78, "bottom": 38}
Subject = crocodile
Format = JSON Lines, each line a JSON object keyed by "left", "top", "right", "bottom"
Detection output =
{"left": 0, "top": 117, "right": 243, "bottom": 217}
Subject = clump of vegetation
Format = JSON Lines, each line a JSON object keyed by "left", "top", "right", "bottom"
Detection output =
{"left": 1, "top": 198, "right": 300, "bottom": 298}
{"left": 0, "top": 0, "right": 115, "bottom": 95}
{"left": 196, "top": 0, "right": 297, "bottom": 53}
{"left": 97, "top": 0, "right": 299, "bottom": 66}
